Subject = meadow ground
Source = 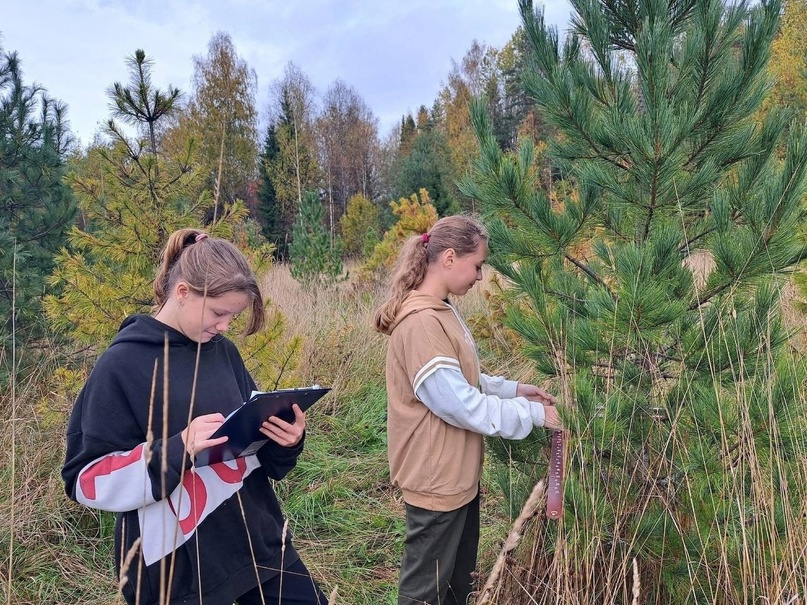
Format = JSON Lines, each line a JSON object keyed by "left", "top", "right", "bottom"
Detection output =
{"left": 3, "top": 261, "right": 805, "bottom": 604}
{"left": 1, "top": 263, "right": 525, "bottom": 604}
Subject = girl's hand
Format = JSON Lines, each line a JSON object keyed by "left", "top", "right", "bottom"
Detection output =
{"left": 517, "top": 383, "right": 558, "bottom": 405}
{"left": 542, "top": 404, "right": 563, "bottom": 431}
{"left": 260, "top": 403, "right": 306, "bottom": 447}
{"left": 181, "top": 413, "right": 228, "bottom": 456}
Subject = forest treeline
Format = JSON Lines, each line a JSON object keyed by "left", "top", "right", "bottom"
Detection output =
{"left": 3, "top": 0, "right": 807, "bottom": 349}
{"left": 1, "top": 25, "right": 559, "bottom": 349}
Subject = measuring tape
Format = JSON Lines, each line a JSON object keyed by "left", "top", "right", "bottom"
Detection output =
{"left": 546, "top": 431, "right": 564, "bottom": 519}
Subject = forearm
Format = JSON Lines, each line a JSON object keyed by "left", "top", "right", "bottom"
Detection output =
{"left": 479, "top": 372, "right": 519, "bottom": 398}
{"left": 65, "top": 433, "right": 190, "bottom": 512}
{"left": 416, "top": 368, "right": 546, "bottom": 438}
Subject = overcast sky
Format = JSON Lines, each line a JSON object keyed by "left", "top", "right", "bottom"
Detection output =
{"left": 3, "top": 0, "right": 573, "bottom": 147}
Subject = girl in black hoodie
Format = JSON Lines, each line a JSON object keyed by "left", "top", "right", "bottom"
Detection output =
{"left": 62, "top": 228, "right": 328, "bottom": 605}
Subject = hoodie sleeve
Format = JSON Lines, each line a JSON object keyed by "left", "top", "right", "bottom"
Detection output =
{"left": 238, "top": 363, "right": 306, "bottom": 481}
{"left": 479, "top": 373, "right": 520, "bottom": 398}
{"left": 255, "top": 435, "right": 305, "bottom": 480}
{"left": 62, "top": 358, "right": 192, "bottom": 512}
{"left": 416, "top": 367, "right": 546, "bottom": 438}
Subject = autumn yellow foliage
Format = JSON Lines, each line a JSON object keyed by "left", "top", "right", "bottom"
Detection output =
{"left": 359, "top": 188, "right": 439, "bottom": 282}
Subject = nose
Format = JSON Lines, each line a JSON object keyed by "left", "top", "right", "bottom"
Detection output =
{"left": 476, "top": 269, "right": 483, "bottom": 281}
{"left": 216, "top": 317, "right": 231, "bottom": 332}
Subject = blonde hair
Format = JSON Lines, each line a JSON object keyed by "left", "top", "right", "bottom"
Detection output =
{"left": 373, "top": 215, "right": 488, "bottom": 334}
{"left": 153, "top": 228, "right": 266, "bottom": 335}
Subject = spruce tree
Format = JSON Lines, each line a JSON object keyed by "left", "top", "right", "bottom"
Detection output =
{"left": 395, "top": 124, "right": 458, "bottom": 217}
{"left": 464, "top": 0, "right": 807, "bottom": 602}
{"left": 289, "top": 190, "right": 343, "bottom": 288}
{"left": 258, "top": 123, "right": 283, "bottom": 252}
{"left": 265, "top": 73, "right": 320, "bottom": 260}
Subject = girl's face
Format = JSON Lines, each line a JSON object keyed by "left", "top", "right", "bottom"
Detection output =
{"left": 445, "top": 240, "right": 488, "bottom": 296}
{"left": 175, "top": 287, "right": 250, "bottom": 343}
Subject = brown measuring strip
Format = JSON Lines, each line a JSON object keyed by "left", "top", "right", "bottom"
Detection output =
{"left": 546, "top": 431, "right": 564, "bottom": 519}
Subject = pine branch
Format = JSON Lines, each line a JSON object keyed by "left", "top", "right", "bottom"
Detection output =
{"left": 564, "top": 252, "right": 611, "bottom": 292}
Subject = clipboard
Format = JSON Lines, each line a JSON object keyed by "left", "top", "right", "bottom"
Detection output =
{"left": 193, "top": 386, "right": 331, "bottom": 466}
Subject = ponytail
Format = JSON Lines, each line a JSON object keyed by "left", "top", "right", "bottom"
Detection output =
{"left": 373, "top": 234, "right": 429, "bottom": 333}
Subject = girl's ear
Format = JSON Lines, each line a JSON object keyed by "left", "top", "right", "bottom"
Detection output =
{"left": 175, "top": 281, "right": 190, "bottom": 301}
{"left": 442, "top": 248, "right": 456, "bottom": 266}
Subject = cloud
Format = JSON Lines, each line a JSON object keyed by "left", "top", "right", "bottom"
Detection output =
{"left": 3, "top": 0, "right": 572, "bottom": 145}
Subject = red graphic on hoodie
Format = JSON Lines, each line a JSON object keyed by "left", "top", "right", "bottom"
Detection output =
{"left": 171, "top": 459, "right": 249, "bottom": 535}
{"left": 79, "top": 444, "right": 145, "bottom": 501}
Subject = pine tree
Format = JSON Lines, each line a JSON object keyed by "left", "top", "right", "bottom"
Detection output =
{"left": 45, "top": 50, "right": 200, "bottom": 346}
{"left": 107, "top": 49, "right": 181, "bottom": 155}
{"left": 464, "top": 0, "right": 807, "bottom": 602}
{"left": 289, "top": 190, "right": 343, "bottom": 288}
{"left": 0, "top": 47, "right": 76, "bottom": 349}
{"left": 360, "top": 188, "right": 439, "bottom": 282}
{"left": 45, "top": 49, "right": 300, "bottom": 389}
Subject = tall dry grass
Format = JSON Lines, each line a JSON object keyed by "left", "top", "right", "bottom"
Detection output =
{"left": 1, "top": 342, "right": 119, "bottom": 605}
{"left": 0, "top": 261, "right": 513, "bottom": 605}
{"left": 260, "top": 262, "right": 518, "bottom": 603}
{"left": 6, "top": 260, "right": 804, "bottom": 604}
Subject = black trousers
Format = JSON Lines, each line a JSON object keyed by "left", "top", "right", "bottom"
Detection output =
{"left": 397, "top": 492, "right": 480, "bottom": 605}
{"left": 236, "top": 559, "right": 328, "bottom": 605}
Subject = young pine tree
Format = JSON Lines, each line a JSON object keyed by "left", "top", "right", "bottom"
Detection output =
{"left": 289, "top": 190, "right": 344, "bottom": 288}
{"left": 45, "top": 49, "right": 202, "bottom": 347}
{"left": 360, "top": 188, "right": 439, "bottom": 282}
{"left": 464, "top": 0, "right": 807, "bottom": 603}
{"left": 340, "top": 193, "right": 381, "bottom": 258}
{"left": 44, "top": 50, "right": 298, "bottom": 391}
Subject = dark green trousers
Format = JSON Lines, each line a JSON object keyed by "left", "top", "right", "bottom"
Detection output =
{"left": 397, "top": 492, "right": 480, "bottom": 605}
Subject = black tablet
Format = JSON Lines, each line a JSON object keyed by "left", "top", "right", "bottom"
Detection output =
{"left": 193, "top": 386, "right": 331, "bottom": 466}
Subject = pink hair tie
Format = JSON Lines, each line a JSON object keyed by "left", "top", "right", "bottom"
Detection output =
{"left": 195, "top": 233, "right": 209, "bottom": 243}
{"left": 421, "top": 232, "right": 429, "bottom": 244}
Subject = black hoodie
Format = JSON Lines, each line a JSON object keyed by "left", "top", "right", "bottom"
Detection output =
{"left": 62, "top": 315, "right": 303, "bottom": 605}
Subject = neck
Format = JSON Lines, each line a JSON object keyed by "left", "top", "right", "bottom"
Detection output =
{"left": 153, "top": 302, "right": 189, "bottom": 339}
{"left": 416, "top": 274, "right": 448, "bottom": 301}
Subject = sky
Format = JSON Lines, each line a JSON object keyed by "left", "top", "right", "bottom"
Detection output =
{"left": 3, "top": 0, "right": 574, "bottom": 148}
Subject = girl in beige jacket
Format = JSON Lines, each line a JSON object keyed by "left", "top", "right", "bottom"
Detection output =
{"left": 374, "top": 215, "right": 562, "bottom": 605}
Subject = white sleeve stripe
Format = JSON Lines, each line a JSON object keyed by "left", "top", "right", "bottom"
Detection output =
{"left": 414, "top": 356, "right": 461, "bottom": 393}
